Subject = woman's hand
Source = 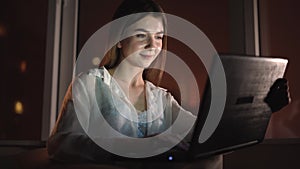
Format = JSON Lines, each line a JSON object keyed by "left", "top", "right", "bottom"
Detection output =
{"left": 264, "top": 78, "right": 291, "bottom": 113}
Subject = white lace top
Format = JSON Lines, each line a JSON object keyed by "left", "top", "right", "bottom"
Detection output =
{"left": 47, "top": 67, "right": 196, "bottom": 161}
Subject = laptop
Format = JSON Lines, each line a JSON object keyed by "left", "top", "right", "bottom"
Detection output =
{"left": 113, "top": 54, "right": 288, "bottom": 162}
{"left": 188, "top": 54, "right": 288, "bottom": 159}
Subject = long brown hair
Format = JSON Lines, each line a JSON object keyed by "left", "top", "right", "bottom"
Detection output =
{"left": 100, "top": 0, "right": 167, "bottom": 86}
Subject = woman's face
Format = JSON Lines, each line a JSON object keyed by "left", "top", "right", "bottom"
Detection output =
{"left": 119, "top": 15, "right": 164, "bottom": 68}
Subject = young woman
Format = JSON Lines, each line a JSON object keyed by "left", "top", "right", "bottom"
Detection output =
{"left": 48, "top": 0, "right": 196, "bottom": 162}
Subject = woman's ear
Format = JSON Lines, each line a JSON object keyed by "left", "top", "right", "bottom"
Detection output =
{"left": 117, "top": 42, "right": 122, "bottom": 48}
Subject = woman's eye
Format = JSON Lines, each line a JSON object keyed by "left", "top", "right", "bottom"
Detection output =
{"left": 136, "top": 34, "right": 146, "bottom": 38}
{"left": 155, "top": 36, "right": 163, "bottom": 40}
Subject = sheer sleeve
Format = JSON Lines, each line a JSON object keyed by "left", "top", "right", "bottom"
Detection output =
{"left": 47, "top": 77, "right": 111, "bottom": 163}
{"left": 162, "top": 91, "right": 196, "bottom": 143}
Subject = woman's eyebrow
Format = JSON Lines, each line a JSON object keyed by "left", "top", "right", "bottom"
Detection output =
{"left": 134, "top": 28, "right": 164, "bottom": 34}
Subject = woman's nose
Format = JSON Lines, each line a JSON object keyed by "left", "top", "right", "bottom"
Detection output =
{"left": 145, "top": 36, "right": 157, "bottom": 48}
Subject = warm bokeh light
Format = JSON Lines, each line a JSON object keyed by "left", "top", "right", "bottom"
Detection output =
{"left": 0, "top": 24, "right": 7, "bottom": 37}
{"left": 14, "top": 101, "right": 24, "bottom": 115}
{"left": 92, "top": 57, "right": 100, "bottom": 66}
{"left": 20, "top": 60, "right": 27, "bottom": 73}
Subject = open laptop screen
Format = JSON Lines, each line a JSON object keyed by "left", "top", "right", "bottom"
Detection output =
{"left": 190, "top": 54, "right": 288, "bottom": 158}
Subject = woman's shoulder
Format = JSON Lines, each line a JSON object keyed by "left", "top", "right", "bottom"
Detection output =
{"left": 72, "top": 68, "right": 107, "bottom": 89}
{"left": 145, "top": 80, "right": 167, "bottom": 92}
{"left": 75, "top": 67, "right": 107, "bottom": 80}
{"left": 145, "top": 80, "right": 173, "bottom": 99}
{"left": 86, "top": 67, "right": 105, "bottom": 78}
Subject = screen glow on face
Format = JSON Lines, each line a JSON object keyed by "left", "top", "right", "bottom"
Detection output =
{"left": 120, "top": 15, "right": 164, "bottom": 68}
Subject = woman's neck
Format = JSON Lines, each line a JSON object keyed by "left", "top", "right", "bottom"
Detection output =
{"left": 108, "top": 63, "right": 147, "bottom": 112}
{"left": 109, "top": 63, "right": 145, "bottom": 87}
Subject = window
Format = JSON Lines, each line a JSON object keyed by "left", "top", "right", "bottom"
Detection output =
{"left": 260, "top": 0, "right": 300, "bottom": 139}
{"left": 0, "top": 0, "right": 48, "bottom": 141}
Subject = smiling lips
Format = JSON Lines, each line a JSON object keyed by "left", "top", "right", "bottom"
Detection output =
{"left": 140, "top": 52, "right": 156, "bottom": 59}
{"left": 140, "top": 53, "right": 154, "bottom": 58}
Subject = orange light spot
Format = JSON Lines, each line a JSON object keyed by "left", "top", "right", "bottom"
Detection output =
{"left": 0, "top": 24, "right": 7, "bottom": 37}
{"left": 14, "top": 101, "right": 24, "bottom": 115}
{"left": 20, "top": 60, "right": 27, "bottom": 73}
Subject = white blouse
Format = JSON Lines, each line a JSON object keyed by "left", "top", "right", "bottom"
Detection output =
{"left": 47, "top": 67, "right": 196, "bottom": 162}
